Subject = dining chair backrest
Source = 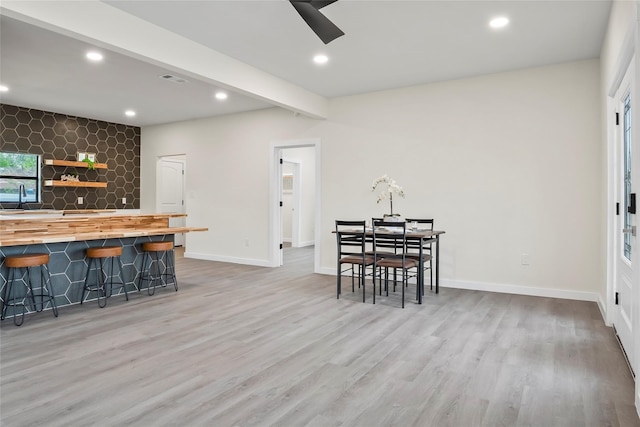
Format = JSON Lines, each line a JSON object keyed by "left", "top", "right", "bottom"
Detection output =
{"left": 372, "top": 218, "right": 403, "bottom": 252}
{"left": 372, "top": 220, "right": 407, "bottom": 255}
{"left": 335, "top": 220, "right": 367, "bottom": 256}
{"left": 372, "top": 220, "right": 406, "bottom": 232}
{"left": 405, "top": 218, "right": 434, "bottom": 231}
{"left": 405, "top": 218, "right": 435, "bottom": 252}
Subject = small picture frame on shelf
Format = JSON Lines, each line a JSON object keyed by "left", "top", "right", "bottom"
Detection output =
{"left": 77, "top": 152, "right": 96, "bottom": 162}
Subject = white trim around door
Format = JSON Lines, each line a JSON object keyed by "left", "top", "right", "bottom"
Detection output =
{"left": 269, "top": 138, "right": 321, "bottom": 272}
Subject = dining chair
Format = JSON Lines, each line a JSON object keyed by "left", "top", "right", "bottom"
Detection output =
{"left": 367, "top": 217, "right": 402, "bottom": 287}
{"left": 405, "top": 218, "right": 435, "bottom": 293}
{"left": 335, "top": 220, "right": 374, "bottom": 303}
{"left": 372, "top": 220, "right": 418, "bottom": 308}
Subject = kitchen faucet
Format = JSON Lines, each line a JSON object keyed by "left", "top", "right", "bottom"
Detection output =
{"left": 17, "top": 184, "right": 27, "bottom": 209}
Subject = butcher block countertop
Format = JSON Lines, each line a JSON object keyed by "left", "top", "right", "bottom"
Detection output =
{"left": 0, "top": 212, "right": 207, "bottom": 247}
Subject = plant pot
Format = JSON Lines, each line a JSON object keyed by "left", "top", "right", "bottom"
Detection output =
{"left": 383, "top": 214, "right": 403, "bottom": 222}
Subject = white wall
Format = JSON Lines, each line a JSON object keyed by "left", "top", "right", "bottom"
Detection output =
{"left": 141, "top": 59, "right": 602, "bottom": 298}
{"left": 141, "top": 108, "right": 321, "bottom": 266}
{"left": 322, "top": 59, "right": 602, "bottom": 299}
{"left": 600, "top": 1, "right": 636, "bottom": 89}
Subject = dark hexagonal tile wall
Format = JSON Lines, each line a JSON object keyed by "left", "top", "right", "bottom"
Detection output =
{"left": 0, "top": 104, "right": 140, "bottom": 210}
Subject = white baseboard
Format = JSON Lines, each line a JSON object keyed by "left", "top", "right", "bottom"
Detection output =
{"left": 441, "top": 278, "right": 598, "bottom": 302}
{"left": 597, "top": 294, "right": 608, "bottom": 325}
{"left": 317, "top": 268, "right": 598, "bottom": 303}
{"left": 294, "top": 240, "right": 314, "bottom": 248}
{"left": 184, "top": 252, "right": 274, "bottom": 267}
{"left": 195, "top": 259, "right": 600, "bottom": 305}
{"left": 318, "top": 266, "right": 336, "bottom": 275}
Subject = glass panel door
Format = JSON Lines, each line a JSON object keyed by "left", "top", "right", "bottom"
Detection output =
{"left": 623, "top": 93, "right": 632, "bottom": 260}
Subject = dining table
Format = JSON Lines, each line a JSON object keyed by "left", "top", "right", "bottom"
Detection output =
{"left": 335, "top": 225, "right": 445, "bottom": 305}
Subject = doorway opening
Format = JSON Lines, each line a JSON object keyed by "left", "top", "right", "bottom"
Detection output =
{"left": 270, "top": 139, "right": 321, "bottom": 272}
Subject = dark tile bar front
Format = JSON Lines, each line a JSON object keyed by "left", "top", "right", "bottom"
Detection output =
{"left": 0, "top": 235, "right": 174, "bottom": 318}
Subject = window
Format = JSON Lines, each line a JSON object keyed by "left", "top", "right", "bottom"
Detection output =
{"left": 623, "top": 93, "right": 632, "bottom": 260}
{"left": 0, "top": 152, "right": 41, "bottom": 204}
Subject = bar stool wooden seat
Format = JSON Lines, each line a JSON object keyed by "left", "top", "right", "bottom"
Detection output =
{"left": 139, "top": 241, "right": 177, "bottom": 295}
{"left": 81, "top": 246, "right": 127, "bottom": 308}
{"left": 1, "top": 253, "right": 58, "bottom": 326}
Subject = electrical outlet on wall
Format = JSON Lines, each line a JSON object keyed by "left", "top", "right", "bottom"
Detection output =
{"left": 122, "top": 198, "right": 126, "bottom": 205}
{"left": 521, "top": 253, "right": 530, "bottom": 265}
{"left": 77, "top": 197, "right": 83, "bottom": 205}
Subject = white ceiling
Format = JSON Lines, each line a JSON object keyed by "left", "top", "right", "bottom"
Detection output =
{"left": 0, "top": 0, "right": 612, "bottom": 126}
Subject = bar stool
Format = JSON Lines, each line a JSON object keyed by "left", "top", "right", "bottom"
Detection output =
{"left": 1, "top": 253, "right": 58, "bottom": 326}
{"left": 81, "top": 246, "right": 127, "bottom": 308}
{"left": 139, "top": 241, "right": 177, "bottom": 295}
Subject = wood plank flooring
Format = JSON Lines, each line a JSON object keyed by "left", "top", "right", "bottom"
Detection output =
{"left": 1, "top": 246, "right": 638, "bottom": 426}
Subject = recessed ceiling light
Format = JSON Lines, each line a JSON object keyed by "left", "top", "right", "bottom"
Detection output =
{"left": 86, "top": 51, "right": 103, "bottom": 62}
{"left": 125, "top": 110, "right": 136, "bottom": 117}
{"left": 0, "top": 85, "right": 8, "bottom": 92}
{"left": 489, "top": 16, "right": 509, "bottom": 29}
{"left": 313, "top": 54, "right": 329, "bottom": 65}
{"left": 215, "top": 91, "right": 228, "bottom": 100}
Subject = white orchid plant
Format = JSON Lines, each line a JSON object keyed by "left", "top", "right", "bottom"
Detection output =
{"left": 372, "top": 174, "right": 405, "bottom": 216}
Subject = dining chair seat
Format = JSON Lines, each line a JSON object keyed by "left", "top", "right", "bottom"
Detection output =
{"left": 377, "top": 257, "right": 418, "bottom": 269}
{"left": 405, "top": 253, "right": 432, "bottom": 262}
{"left": 340, "top": 255, "right": 374, "bottom": 265}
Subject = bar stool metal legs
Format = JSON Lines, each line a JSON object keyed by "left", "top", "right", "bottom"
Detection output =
{"left": 138, "top": 241, "right": 177, "bottom": 296}
{"left": 81, "top": 246, "right": 127, "bottom": 308}
{"left": 1, "top": 253, "right": 58, "bottom": 326}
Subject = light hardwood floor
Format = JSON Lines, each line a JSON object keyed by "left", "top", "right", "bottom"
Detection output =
{"left": 1, "top": 246, "right": 639, "bottom": 426}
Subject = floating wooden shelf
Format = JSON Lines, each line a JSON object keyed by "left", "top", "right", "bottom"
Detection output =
{"left": 44, "top": 180, "right": 107, "bottom": 188}
{"left": 44, "top": 159, "right": 108, "bottom": 169}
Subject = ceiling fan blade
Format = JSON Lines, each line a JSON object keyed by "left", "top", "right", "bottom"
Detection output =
{"left": 309, "top": 0, "right": 339, "bottom": 9}
{"left": 290, "top": 1, "right": 344, "bottom": 44}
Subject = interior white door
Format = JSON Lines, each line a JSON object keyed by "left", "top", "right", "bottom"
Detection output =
{"left": 613, "top": 60, "right": 635, "bottom": 373}
{"left": 157, "top": 158, "right": 186, "bottom": 246}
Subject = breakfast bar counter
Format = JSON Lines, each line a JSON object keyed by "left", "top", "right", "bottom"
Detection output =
{"left": 0, "top": 211, "right": 207, "bottom": 247}
{"left": 0, "top": 212, "right": 208, "bottom": 316}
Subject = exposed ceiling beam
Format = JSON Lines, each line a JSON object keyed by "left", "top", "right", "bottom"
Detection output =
{"left": 1, "top": 0, "right": 329, "bottom": 120}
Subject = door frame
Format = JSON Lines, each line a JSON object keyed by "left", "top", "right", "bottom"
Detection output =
{"left": 605, "top": 9, "right": 640, "bottom": 411}
{"left": 269, "top": 138, "right": 321, "bottom": 271}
